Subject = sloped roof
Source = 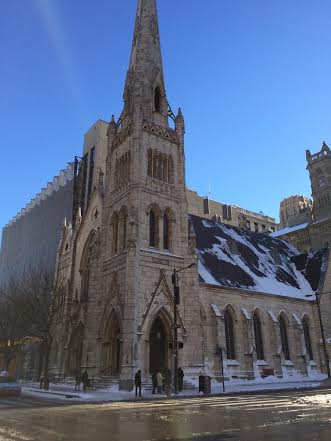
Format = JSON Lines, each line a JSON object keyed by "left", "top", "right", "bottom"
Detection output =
{"left": 190, "top": 215, "right": 327, "bottom": 299}
{"left": 271, "top": 223, "right": 309, "bottom": 238}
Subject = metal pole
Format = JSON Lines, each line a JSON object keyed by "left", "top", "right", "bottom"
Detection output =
{"left": 220, "top": 346, "right": 225, "bottom": 393}
{"left": 316, "top": 292, "right": 330, "bottom": 378}
{"left": 173, "top": 269, "right": 178, "bottom": 395}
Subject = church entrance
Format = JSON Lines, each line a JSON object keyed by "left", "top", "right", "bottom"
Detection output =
{"left": 66, "top": 323, "right": 84, "bottom": 376}
{"left": 102, "top": 313, "right": 121, "bottom": 376}
{"left": 149, "top": 317, "right": 169, "bottom": 372}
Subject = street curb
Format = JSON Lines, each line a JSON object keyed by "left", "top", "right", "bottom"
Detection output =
{"left": 27, "top": 389, "right": 81, "bottom": 399}
{"left": 23, "top": 379, "right": 330, "bottom": 405}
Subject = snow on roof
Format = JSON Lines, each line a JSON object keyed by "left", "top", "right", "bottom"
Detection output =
{"left": 190, "top": 215, "right": 327, "bottom": 300}
{"left": 270, "top": 223, "right": 309, "bottom": 238}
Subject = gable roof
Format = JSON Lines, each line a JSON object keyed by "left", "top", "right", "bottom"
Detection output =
{"left": 190, "top": 215, "right": 327, "bottom": 299}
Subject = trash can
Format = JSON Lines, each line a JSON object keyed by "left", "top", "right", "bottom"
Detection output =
{"left": 199, "top": 375, "right": 211, "bottom": 394}
{"left": 199, "top": 375, "right": 205, "bottom": 393}
{"left": 204, "top": 376, "right": 211, "bottom": 394}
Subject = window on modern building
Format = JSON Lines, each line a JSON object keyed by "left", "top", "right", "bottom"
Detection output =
{"left": 254, "top": 223, "right": 259, "bottom": 232}
{"left": 227, "top": 206, "right": 232, "bottom": 221}
{"left": 224, "top": 308, "right": 236, "bottom": 360}
{"left": 87, "top": 147, "right": 95, "bottom": 200}
{"left": 154, "top": 87, "right": 161, "bottom": 113}
{"left": 203, "top": 198, "right": 210, "bottom": 215}
{"left": 222, "top": 205, "right": 228, "bottom": 221}
{"left": 279, "top": 314, "right": 291, "bottom": 360}
{"left": 253, "top": 311, "right": 264, "bottom": 360}
{"left": 303, "top": 315, "right": 313, "bottom": 360}
{"left": 80, "top": 153, "right": 88, "bottom": 214}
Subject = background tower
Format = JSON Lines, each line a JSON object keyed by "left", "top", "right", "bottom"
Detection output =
{"left": 306, "top": 142, "right": 331, "bottom": 223}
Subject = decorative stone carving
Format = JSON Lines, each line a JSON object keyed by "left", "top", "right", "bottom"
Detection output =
{"left": 143, "top": 121, "right": 179, "bottom": 144}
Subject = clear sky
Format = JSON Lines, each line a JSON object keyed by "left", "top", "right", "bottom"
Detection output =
{"left": 1, "top": 0, "right": 331, "bottom": 234}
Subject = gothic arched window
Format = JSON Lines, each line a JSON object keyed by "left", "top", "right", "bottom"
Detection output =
{"left": 154, "top": 87, "right": 161, "bottom": 113}
{"left": 163, "top": 214, "right": 170, "bottom": 251}
{"left": 224, "top": 308, "right": 236, "bottom": 360}
{"left": 119, "top": 207, "right": 128, "bottom": 251}
{"left": 81, "top": 232, "right": 96, "bottom": 303}
{"left": 253, "top": 311, "right": 264, "bottom": 360}
{"left": 147, "top": 149, "right": 153, "bottom": 177}
{"left": 150, "top": 210, "right": 156, "bottom": 247}
{"left": 168, "top": 156, "right": 174, "bottom": 184}
{"left": 303, "top": 315, "right": 313, "bottom": 360}
{"left": 279, "top": 314, "right": 290, "bottom": 360}
{"left": 111, "top": 213, "right": 119, "bottom": 255}
{"left": 149, "top": 206, "right": 161, "bottom": 248}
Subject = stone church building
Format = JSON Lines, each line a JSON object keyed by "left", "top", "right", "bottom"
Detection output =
{"left": 50, "top": 0, "right": 331, "bottom": 389}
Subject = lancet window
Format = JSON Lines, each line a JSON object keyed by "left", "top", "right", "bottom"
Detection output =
{"left": 80, "top": 232, "right": 96, "bottom": 303}
{"left": 149, "top": 206, "right": 160, "bottom": 248}
{"left": 163, "top": 209, "right": 174, "bottom": 252}
{"left": 111, "top": 212, "right": 119, "bottom": 256}
{"left": 147, "top": 149, "right": 174, "bottom": 184}
{"left": 154, "top": 87, "right": 161, "bottom": 113}
{"left": 224, "top": 308, "right": 236, "bottom": 360}
{"left": 114, "top": 152, "right": 131, "bottom": 189}
{"left": 279, "top": 314, "right": 291, "bottom": 360}
{"left": 253, "top": 311, "right": 264, "bottom": 360}
{"left": 303, "top": 315, "right": 313, "bottom": 361}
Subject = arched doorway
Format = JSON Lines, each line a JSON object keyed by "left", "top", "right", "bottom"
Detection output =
{"left": 66, "top": 323, "right": 84, "bottom": 376}
{"left": 149, "top": 316, "right": 169, "bottom": 372}
{"left": 102, "top": 313, "right": 121, "bottom": 375}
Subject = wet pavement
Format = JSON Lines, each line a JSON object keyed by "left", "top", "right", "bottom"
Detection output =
{"left": 0, "top": 388, "right": 331, "bottom": 441}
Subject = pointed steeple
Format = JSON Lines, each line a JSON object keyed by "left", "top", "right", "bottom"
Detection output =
{"left": 122, "top": 0, "right": 168, "bottom": 127}
{"left": 129, "top": 0, "right": 164, "bottom": 78}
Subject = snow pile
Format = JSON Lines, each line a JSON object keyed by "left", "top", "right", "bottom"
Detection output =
{"left": 190, "top": 215, "right": 327, "bottom": 299}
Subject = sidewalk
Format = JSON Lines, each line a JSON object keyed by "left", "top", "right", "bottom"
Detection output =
{"left": 21, "top": 375, "right": 330, "bottom": 403}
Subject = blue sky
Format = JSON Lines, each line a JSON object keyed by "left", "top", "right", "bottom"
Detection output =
{"left": 1, "top": 0, "right": 331, "bottom": 234}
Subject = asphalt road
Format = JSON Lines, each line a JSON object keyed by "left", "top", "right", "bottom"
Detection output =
{"left": 0, "top": 388, "right": 331, "bottom": 441}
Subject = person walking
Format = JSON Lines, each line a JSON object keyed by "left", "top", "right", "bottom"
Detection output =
{"left": 135, "top": 369, "right": 142, "bottom": 397}
{"left": 156, "top": 369, "right": 163, "bottom": 394}
{"left": 74, "top": 370, "right": 81, "bottom": 392}
{"left": 151, "top": 369, "right": 157, "bottom": 394}
{"left": 164, "top": 368, "right": 172, "bottom": 397}
{"left": 81, "top": 370, "right": 89, "bottom": 394}
{"left": 178, "top": 367, "right": 184, "bottom": 392}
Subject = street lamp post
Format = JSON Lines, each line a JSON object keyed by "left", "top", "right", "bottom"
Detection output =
{"left": 307, "top": 291, "right": 330, "bottom": 378}
{"left": 172, "top": 263, "right": 195, "bottom": 394}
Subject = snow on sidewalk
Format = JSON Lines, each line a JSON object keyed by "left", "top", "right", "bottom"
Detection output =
{"left": 21, "top": 374, "right": 328, "bottom": 403}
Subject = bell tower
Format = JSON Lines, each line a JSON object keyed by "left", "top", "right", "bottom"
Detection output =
{"left": 101, "top": 0, "right": 202, "bottom": 389}
{"left": 307, "top": 142, "right": 331, "bottom": 222}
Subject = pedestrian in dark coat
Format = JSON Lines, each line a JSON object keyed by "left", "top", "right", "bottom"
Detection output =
{"left": 156, "top": 369, "right": 163, "bottom": 394}
{"left": 135, "top": 369, "right": 142, "bottom": 397}
{"left": 151, "top": 370, "right": 157, "bottom": 394}
{"left": 178, "top": 367, "right": 184, "bottom": 392}
{"left": 74, "top": 370, "right": 81, "bottom": 391}
{"left": 81, "top": 370, "right": 89, "bottom": 393}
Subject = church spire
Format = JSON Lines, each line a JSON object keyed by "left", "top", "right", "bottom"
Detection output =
{"left": 122, "top": 0, "right": 168, "bottom": 127}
